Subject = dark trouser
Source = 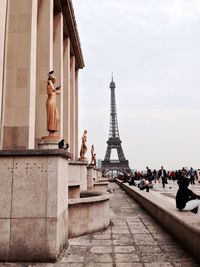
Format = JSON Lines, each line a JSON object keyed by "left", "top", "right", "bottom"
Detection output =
{"left": 161, "top": 177, "right": 166, "bottom": 187}
{"left": 139, "top": 185, "right": 149, "bottom": 192}
{"left": 190, "top": 176, "right": 195, "bottom": 184}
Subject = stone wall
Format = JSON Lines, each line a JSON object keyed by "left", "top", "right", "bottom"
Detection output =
{"left": 0, "top": 150, "right": 69, "bottom": 261}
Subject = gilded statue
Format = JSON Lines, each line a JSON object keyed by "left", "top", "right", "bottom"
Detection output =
{"left": 80, "top": 130, "right": 87, "bottom": 159}
{"left": 90, "top": 145, "right": 96, "bottom": 166}
{"left": 46, "top": 70, "right": 61, "bottom": 136}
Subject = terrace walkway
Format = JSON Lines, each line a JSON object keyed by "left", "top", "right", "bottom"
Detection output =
{"left": 1, "top": 181, "right": 200, "bottom": 267}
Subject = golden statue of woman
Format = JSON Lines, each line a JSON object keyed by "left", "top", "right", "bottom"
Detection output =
{"left": 90, "top": 145, "right": 96, "bottom": 166}
{"left": 80, "top": 130, "right": 87, "bottom": 159}
{"left": 46, "top": 71, "right": 61, "bottom": 136}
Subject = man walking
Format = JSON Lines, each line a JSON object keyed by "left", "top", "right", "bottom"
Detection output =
{"left": 158, "top": 166, "right": 167, "bottom": 188}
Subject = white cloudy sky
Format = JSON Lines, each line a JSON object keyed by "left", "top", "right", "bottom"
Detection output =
{"left": 73, "top": 0, "right": 200, "bottom": 171}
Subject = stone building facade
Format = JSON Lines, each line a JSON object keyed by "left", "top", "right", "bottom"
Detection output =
{"left": 0, "top": 0, "right": 84, "bottom": 160}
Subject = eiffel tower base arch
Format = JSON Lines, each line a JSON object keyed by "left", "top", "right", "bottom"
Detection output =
{"left": 101, "top": 160, "right": 133, "bottom": 178}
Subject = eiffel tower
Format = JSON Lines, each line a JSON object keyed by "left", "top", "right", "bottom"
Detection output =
{"left": 101, "top": 77, "right": 133, "bottom": 177}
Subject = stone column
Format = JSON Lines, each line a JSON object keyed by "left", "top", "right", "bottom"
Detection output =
{"left": 2, "top": 0, "right": 38, "bottom": 149}
{"left": 0, "top": 0, "right": 7, "bottom": 147}
{"left": 53, "top": 12, "right": 63, "bottom": 136}
{"left": 75, "top": 70, "right": 79, "bottom": 159}
{"left": 70, "top": 56, "right": 76, "bottom": 159}
{"left": 35, "top": 0, "right": 53, "bottom": 144}
{"left": 63, "top": 38, "right": 70, "bottom": 145}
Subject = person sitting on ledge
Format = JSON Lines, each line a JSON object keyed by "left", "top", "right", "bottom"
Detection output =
{"left": 176, "top": 177, "right": 200, "bottom": 214}
{"left": 138, "top": 177, "right": 151, "bottom": 192}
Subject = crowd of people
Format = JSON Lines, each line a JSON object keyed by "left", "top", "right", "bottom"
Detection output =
{"left": 119, "top": 166, "right": 200, "bottom": 215}
{"left": 126, "top": 166, "right": 200, "bottom": 188}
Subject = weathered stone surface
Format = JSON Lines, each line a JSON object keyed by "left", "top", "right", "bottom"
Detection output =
{"left": 2, "top": 182, "right": 200, "bottom": 266}
{"left": 0, "top": 158, "right": 13, "bottom": 218}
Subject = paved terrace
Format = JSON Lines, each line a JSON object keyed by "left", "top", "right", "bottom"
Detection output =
{"left": 151, "top": 179, "right": 200, "bottom": 204}
{"left": 1, "top": 181, "right": 200, "bottom": 267}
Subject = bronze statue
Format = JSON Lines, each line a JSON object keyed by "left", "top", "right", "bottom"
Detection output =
{"left": 80, "top": 130, "right": 87, "bottom": 159}
{"left": 90, "top": 145, "right": 96, "bottom": 166}
{"left": 46, "top": 71, "right": 61, "bottom": 136}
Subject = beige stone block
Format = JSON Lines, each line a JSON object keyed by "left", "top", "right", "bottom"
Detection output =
{"left": 46, "top": 217, "right": 57, "bottom": 257}
{"left": 88, "top": 201, "right": 110, "bottom": 231}
{"left": 39, "top": 66, "right": 49, "bottom": 80}
{"left": 12, "top": 157, "right": 48, "bottom": 218}
{"left": 0, "top": 219, "right": 10, "bottom": 260}
{"left": 39, "top": 80, "right": 46, "bottom": 94}
{"left": 57, "top": 209, "right": 68, "bottom": 251}
{"left": 6, "top": 49, "right": 17, "bottom": 68}
{"left": 15, "top": 107, "right": 29, "bottom": 125}
{"left": 3, "top": 126, "right": 28, "bottom": 149}
{"left": 39, "top": 43, "right": 50, "bottom": 66}
{"left": 17, "top": 51, "right": 29, "bottom": 68}
{"left": 6, "top": 69, "right": 17, "bottom": 88}
{"left": 7, "top": 33, "right": 18, "bottom": 51}
{"left": 18, "top": 0, "right": 32, "bottom": 15}
{"left": 0, "top": 158, "right": 13, "bottom": 217}
{"left": 9, "top": 0, "right": 31, "bottom": 15}
{"left": 15, "top": 88, "right": 28, "bottom": 107}
{"left": 16, "top": 33, "right": 31, "bottom": 51}
{"left": 16, "top": 68, "right": 28, "bottom": 88}
{"left": 46, "top": 156, "right": 68, "bottom": 217}
{"left": 68, "top": 163, "right": 81, "bottom": 185}
{"left": 47, "top": 156, "right": 58, "bottom": 217}
{"left": 9, "top": 0, "right": 20, "bottom": 15}
{"left": 8, "top": 15, "right": 19, "bottom": 33}
{"left": 46, "top": 210, "right": 68, "bottom": 258}
{"left": 18, "top": 14, "right": 31, "bottom": 32}
{"left": 80, "top": 165, "right": 88, "bottom": 191}
{"left": 37, "top": 96, "right": 46, "bottom": 110}
{"left": 3, "top": 107, "right": 15, "bottom": 126}
{"left": 87, "top": 167, "right": 93, "bottom": 190}
{"left": 9, "top": 218, "right": 46, "bottom": 261}
{"left": 68, "top": 204, "right": 88, "bottom": 237}
{"left": 5, "top": 88, "right": 17, "bottom": 108}
{"left": 57, "top": 157, "right": 68, "bottom": 215}
{"left": 69, "top": 186, "right": 80, "bottom": 199}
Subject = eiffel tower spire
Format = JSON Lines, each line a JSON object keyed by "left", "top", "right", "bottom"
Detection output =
{"left": 102, "top": 77, "right": 133, "bottom": 177}
{"left": 109, "top": 74, "right": 119, "bottom": 139}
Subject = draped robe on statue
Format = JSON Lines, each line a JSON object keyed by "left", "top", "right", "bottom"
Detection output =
{"left": 46, "top": 81, "right": 60, "bottom": 133}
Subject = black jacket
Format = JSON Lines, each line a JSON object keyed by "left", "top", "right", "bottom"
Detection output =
{"left": 158, "top": 169, "right": 167, "bottom": 178}
{"left": 176, "top": 187, "right": 198, "bottom": 210}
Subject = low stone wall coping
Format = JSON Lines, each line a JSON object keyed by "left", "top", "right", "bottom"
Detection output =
{"left": 94, "top": 182, "right": 109, "bottom": 186}
{"left": 69, "top": 182, "right": 80, "bottom": 187}
{"left": 0, "top": 149, "right": 71, "bottom": 159}
{"left": 69, "top": 193, "right": 111, "bottom": 205}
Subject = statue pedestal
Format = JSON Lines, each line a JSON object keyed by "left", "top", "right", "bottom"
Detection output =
{"left": 38, "top": 135, "right": 61, "bottom": 149}
{"left": 78, "top": 157, "right": 88, "bottom": 162}
{"left": 0, "top": 149, "right": 70, "bottom": 261}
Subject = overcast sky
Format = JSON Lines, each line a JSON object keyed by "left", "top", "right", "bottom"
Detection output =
{"left": 73, "top": 0, "right": 200, "bottom": 171}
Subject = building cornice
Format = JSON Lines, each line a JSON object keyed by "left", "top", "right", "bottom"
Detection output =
{"left": 55, "top": 0, "right": 85, "bottom": 70}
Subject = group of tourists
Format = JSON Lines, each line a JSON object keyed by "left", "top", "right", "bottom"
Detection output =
{"left": 124, "top": 166, "right": 200, "bottom": 216}
{"left": 131, "top": 166, "right": 200, "bottom": 187}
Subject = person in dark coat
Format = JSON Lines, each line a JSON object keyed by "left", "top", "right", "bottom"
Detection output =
{"left": 176, "top": 177, "right": 200, "bottom": 214}
{"left": 158, "top": 166, "right": 167, "bottom": 188}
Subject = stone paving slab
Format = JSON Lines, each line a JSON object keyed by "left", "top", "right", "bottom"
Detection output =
{"left": 1, "top": 182, "right": 200, "bottom": 267}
